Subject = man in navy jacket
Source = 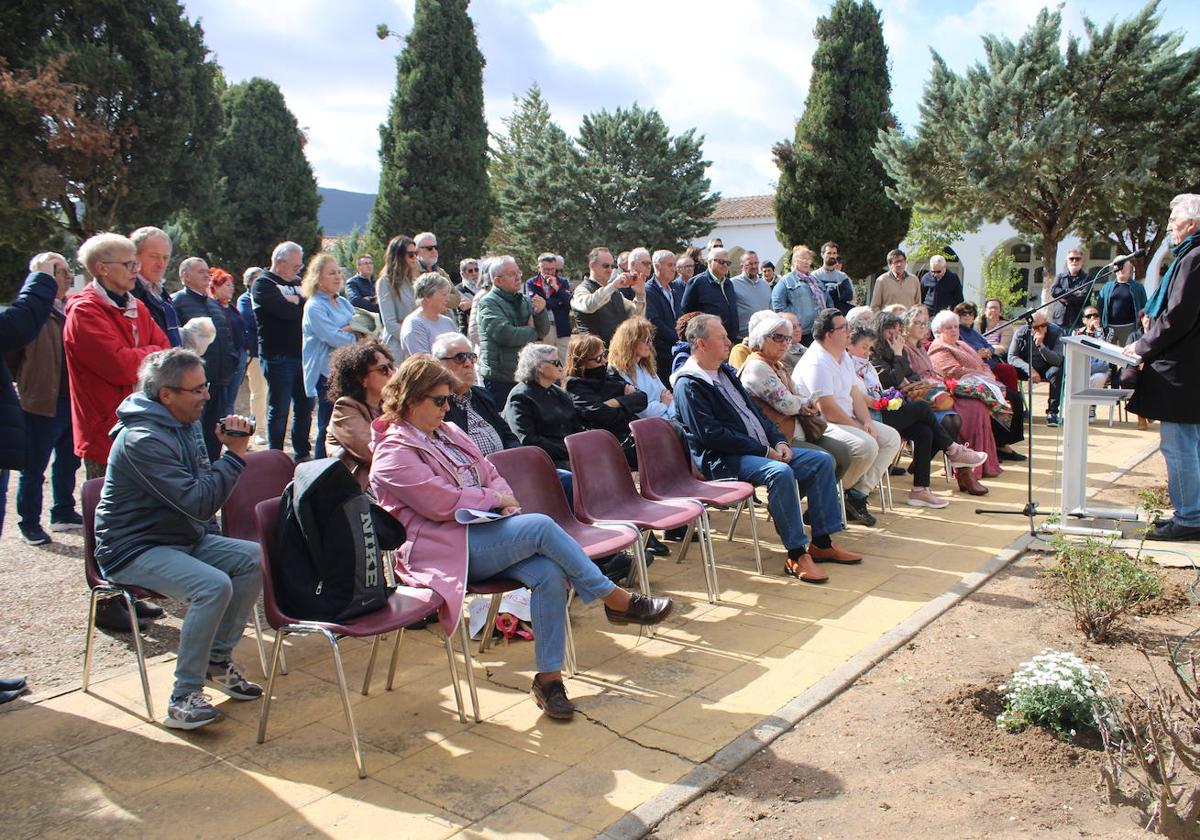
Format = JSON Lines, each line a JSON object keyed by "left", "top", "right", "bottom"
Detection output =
{"left": 671, "top": 314, "right": 860, "bottom": 583}
{"left": 645, "top": 249, "right": 686, "bottom": 386}
{"left": 681, "top": 246, "right": 740, "bottom": 342}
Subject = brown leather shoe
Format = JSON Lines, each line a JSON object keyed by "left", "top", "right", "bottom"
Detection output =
{"left": 531, "top": 677, "right": 575, "bottom": 720}
{"left": 784, "top": 553, "right": 829, "bottom": 583}
{"left": 956, "top": 467, "right": 989, "bottom": 496}
{"left": 604, "top": 593, "right": 674, "bottom": 626}
{"left": 809, "top": 543, "right": 863, "bottom": 565}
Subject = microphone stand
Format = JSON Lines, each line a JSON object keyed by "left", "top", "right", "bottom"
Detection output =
{"left": 975, "top": 263, "right": 1118, "bottom": 535}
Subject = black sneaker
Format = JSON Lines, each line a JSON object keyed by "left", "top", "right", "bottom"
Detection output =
{"left": 205, "top": 661, "right": 263, "bottom": 700}
{"left": 844, "top": 494, "right": 877, "bottom": 527}
{"left": 18, "top": 524, "right": 51, "bottom": 546}
{"left": 531, "top": 677, "right": 575, "bottom": 720}
{"left": 48, "top": 510, "right": 84, "bottom": 531}
{"left": 165, "top": 691, "right": 222, "bottom": 730}
{"left": 134, "top": 600, "right": 164, "bottom": 619}
{"left": 1046, "top": 413, "right": 1059, "bottom": 427}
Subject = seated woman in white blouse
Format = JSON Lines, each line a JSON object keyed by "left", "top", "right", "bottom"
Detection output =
{"left": 607, "top": 317, "right": 675, "bottom": 420}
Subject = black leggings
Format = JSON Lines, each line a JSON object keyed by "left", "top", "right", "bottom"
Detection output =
{"left": 881, "top": 400, "right": 955, "bottom": 487}
{"left": 992, "top": 388, "right": 1026, "bottom": 447}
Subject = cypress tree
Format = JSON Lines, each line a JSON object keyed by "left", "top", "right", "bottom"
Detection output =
{"left": 773, "top": 0, "right": 910, "bottom": 280}
{"left": 201, "top": 78, "right": 321, "bottom": 271}
{"left": 370, "top": 0, "right": 491, "bottom": 273}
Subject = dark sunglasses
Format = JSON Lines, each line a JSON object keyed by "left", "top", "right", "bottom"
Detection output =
{"left": 369, "top": 363, "right": 395, "bottom": 375}
{"left": 1067, "top": 256, "right": 1083, "bottom": 262}
{"left": 712, "top": 259, "right": 731, "bottom": 266}
{"left": 405, "top": 251, "right": 418, "bottom": 257}
{"left": 1083, "top": 312, "right": 1100, "bottom": 318}
{"left": 766, "top": 332, "right": 790, "bottom": 344}
{"left": 424, "top": 394, "right": 451, "bottom": 407}
{"left": 419, "top": 244, "right": 439, "bottom": 251}
{"left": 439, "top": 352, "right": 478, "bottom": 365}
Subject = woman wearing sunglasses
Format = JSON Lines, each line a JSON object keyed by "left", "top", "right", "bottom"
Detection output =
{"left": 324, "top": 340, "right": 395, "bottom": 490}
{"left": 502, "top": 342, "right": 584, "bottom": 471}
{"left": 370, "top": 355, "right": 673, "bottom": 720}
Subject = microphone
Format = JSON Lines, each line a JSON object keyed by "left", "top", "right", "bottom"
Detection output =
{"left": 1109, "top": 248, "right": 1146, "bottom": 267}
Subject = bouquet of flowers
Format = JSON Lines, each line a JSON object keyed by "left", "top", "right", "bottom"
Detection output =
{"left": 870, "top": 387, "right": 905, "bottom": 412}
{"left": 945, "top": 375, "right": 1013, "bottom": 429}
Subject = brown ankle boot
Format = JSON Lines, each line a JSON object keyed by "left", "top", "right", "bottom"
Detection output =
{"left": 1137, "top": 415, "right": 1149, "bottom": 431}
{"left": 956, "top": 467, "right": 988, "bottom": 496}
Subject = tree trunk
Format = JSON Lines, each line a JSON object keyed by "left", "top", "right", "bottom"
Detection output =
{"left": 1040, "top": 231, "right": 1058, "bottom": 305}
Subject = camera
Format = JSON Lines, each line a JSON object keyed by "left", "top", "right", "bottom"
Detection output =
{"left": 219, "top": 417, "right": 255, "bottom": 438}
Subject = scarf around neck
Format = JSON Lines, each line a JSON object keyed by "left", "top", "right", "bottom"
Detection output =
{"left": 1145, "top": 231, "right": 1199, "bottom": 319}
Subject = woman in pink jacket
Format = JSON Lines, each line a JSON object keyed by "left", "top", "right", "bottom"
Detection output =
{"left": 369, "top": 355, "right": 673, "bottom": 721}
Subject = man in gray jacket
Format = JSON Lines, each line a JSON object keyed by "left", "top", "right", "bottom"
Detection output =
{"left": 476, "top": 255, "right": 550, "bottom": 407}
{"left": 94, "top": 348, "right": 262, "bottom": 730}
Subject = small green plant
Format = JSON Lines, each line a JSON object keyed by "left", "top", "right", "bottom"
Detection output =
{"left": 1135, "top": 486, "right": 1171, "bottom": 560}
{"left": 997, "top": 649, "right": 1111, "bottom": 739}
{"left": 981, "top": 246, "right": 1025, "bottom": 312}
{"left": 1042, "top": 535, "right": 1164, "bottom": 642}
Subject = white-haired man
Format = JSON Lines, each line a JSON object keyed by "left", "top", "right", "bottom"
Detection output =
{"left": 646, "top": 249, "right": 686, "bottom": 385}
{"left": 730, "top": 250, "right": 770, "bottom": 338}
{"left": 129, "top": 226, "right": 182, "bottom": 347}
{"left": 413, "top": 231, "right": 464, "bottom": 316}
{"left": 251, "top": 241, "right": 312, "bottom": 461}
{"left": 571, "top": 246, "right": 646, "bottom": 344}
{"left": 919, "top": 255, "right": 964, "bottom": 314}
{"left": 477, "top": 255, "right": 550, "bottom": 407}
{"left": 682, "top": 246, "right": 740, "bottom": 342}
{"left": 526, "top": 252, "right": 573, "bottom": 355}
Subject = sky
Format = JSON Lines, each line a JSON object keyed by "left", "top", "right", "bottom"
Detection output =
{"left": 180, "top": 0, "right": 1196, "bottom": 200}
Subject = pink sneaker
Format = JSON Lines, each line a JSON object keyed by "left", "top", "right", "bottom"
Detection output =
{"left": 906, "top": 487, "right": 949, "bottom": 509}
{"left": 947, "top": 443, "right": 988, "bottom": 469}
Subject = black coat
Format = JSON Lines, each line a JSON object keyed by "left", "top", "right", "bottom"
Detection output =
{"left": 445, "top": 385, "right": 518, "bottom": 449}
{"left": 565, "top": 371, "right": 648, "bottom": 469}
{"left": 919, "top": 269, "right": 964, "bottom": 314}
{"left": 1129, "top": 245, "right": 1200, "bottom": 423}
{"left": 171, "top": 288, "right": 239, "bottom": 386}
{"left": 1008, "top": 323, "right": 1065, "bottom": 377}
{"left": 503, "top": 381, "right": 584, "bottom": 470}
{"left": 1, "top": 272, "right": 57, "bottom": 469}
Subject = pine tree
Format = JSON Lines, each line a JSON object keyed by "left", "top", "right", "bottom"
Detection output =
{"left": 876, "top": 1, "right": 1200, "bottom": 295}
{"left": 773, "top": 0, "right": 909, "bottom": 280}
{"left": 200, "top": 78, "right": 321, "bottom": 271}
{"left": 370, "top": 0, "right": 491, "bottom": 274}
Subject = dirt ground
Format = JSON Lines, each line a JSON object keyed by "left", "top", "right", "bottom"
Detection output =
{"left": 653, "top": 452, "right": 1199, "bottom": 839}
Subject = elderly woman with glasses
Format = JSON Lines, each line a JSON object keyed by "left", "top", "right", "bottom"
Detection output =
{"left": 433, "top": 332, "right": 516, "bottom": 456}
{"left": 502, "top": 342, "right": 583, "bottom": 471}
{"left": 563, "top": 333, "right": 647, "bottom": 470}
{"left": 370, "top": 355, "right": 673, "bottom": 720}
{"left": 324, "top": 340, "right": 394, "bottom": 489}
{"left": 398, "top": 272, "right": 457, "bottom": 360}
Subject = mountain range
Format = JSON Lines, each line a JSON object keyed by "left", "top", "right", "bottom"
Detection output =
{"left": 318, "top": 187, "right": 376, "bottom": 236}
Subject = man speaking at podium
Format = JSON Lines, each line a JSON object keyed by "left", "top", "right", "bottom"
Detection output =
{"left": 1127, "top": 194, "right": 1200, "bottom": 542}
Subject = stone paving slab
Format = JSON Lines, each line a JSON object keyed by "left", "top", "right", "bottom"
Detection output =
{"left": 0, "top": 385, "right": 1164, "bottom": 839}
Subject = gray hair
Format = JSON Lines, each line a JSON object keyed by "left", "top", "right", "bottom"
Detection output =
{"left": 178, "top": 256, "right": 206, "bottom": 279}
{"left": 849, "top": 324, "right": 876, "bottom": 347}
{"left": 243, "top": 266, "right": 264, "bottom": 286}
{"left": 414, "top": 231, "right": 437, "bottom": 247}
{"left": 29, "top": 252, "right": 66, "bottom": 273}
{"left": 271, "top": 241, "right": 303, "bottom": 264}
{"left": 414, "top": 272, "right": 451, "bottom": 300}
{"left": 139, "top": 348, "right": 204, "bottom": 400}
{"left": 747, "top": 312, "right": 791, "bottom": 351}
{"left": 652, "top": 249, "right": 674, "bottom": 266}
{"left": 537, "top": 252, "right": 556, "bottom": 264}
{"left": 929, "top": 255, "right": 947, "bottom": 269}
{"left": 514, "top": 341, "right": 559, "bottom": 384}
{"left": 459, "top": 258, "right": 478, "bottom": 274}
{"left": 707, "top": 247, "right": 729, "bottom": 263}
{"left": 78, "top": 233, "right": 135, "bottom": 275}
{"left": 130, "top": 226, "right": 171, "bottom": 253}
{"left": 628, "top": 246, "right": 651, "bottom": 264}
{"left": 1171, "top": 193, "right": 1200, "bottom": 224}
{"left": 685, "top": 313, "right": 721, "bottom": 349}
{"left": 477, "top": 256, "right": 500, "bottom": 291}
{"left": 901, "top": 305, "right": 928, "bottom": 333}
{"left": 431, "top": 331, "right": 471, "bottom": 359}
{"left": 845, "top": 305, "right": 874, "bottom": 326}
{"left": 930, "top": 309, "right": 960, "bottom": 335}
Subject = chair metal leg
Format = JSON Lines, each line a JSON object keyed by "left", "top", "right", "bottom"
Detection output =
{"left": 257, "top": 630, "right": 287, "bottom": 744}
{"left": 82, "top": 590, "right": 101, "bottom": 692}
{"left": 362, "top": 635, "right": 381, "bottom": 696}
{"left": 441, "top": 625, "right": 467, "bottom": 723}
{"left": 323, "top": 628, "right": 366, "bottom": 779}
{"left": 747, "top": 495, "right": 763, "bottom": 575}
{"left": 478, "top": 593, "right": 503, "bottom": 655}
{"left": 457, "top": 618, "right": 482, "bottom": 723}
{"left": 563, "top": 591, "right": 578, "bottom": 677}
{"left": 943, "top": 453, "right": 953, "bottom": 484}
{"left": 698, "top": 509, "right": 720, "bottom": 603}
{"left": 726, "top": 501, "right": 744, "bottom": 541}
{"left": 251, "top": 605, "right": 269, "bottom": 677}
{"left": 836, "top": 480, "right": 847, "bottom": 527}
{"left": 385, "top": 628, "right": 405, "bottom": 691}
{"left": 122, "top": 591, "right": 155, "bottom": 721}
{"left": 630, "top": 536, "right": 652, "bottom": 597}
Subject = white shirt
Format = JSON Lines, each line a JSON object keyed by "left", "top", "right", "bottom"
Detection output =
{"left": 793, "top": 340, "right": 858, "bottom": 417}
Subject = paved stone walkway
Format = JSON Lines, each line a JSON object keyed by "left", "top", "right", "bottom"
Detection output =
{"left": 1, "top": 387, "right": 1161, "bottom": 839}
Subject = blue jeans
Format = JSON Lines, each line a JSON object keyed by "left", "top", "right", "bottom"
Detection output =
{"left": 314, "top": 375, "right": 331, "bottom": 460}
{"left": 109, "top": 533, "right": 261, "bottom": 699}
{"left": 735, "top": 447, "right": 842, "bottom": 551}
{"left": 1160, "top": 422, "right": 1200, "bottom": 527}
{"left": 466, "top": 512, "right": 615, "bottom": 672}
{"left": 18, "top": 395, "right": 80, "bottom": 526}
{"left": 261, "top": 354, "right": 314, "bottom": 458}
{"left": 225, "top": 349, "right": 248, "bottom": 413}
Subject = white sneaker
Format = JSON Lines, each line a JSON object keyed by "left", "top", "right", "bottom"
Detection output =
{"left": 947, "top": 444, "right": 988, "bottom": 469}
{"left": 906, "top": 488, "right": 950, "bottom": 509}
{"left": 165, "top": 691, "right": 222, "bottom": 730}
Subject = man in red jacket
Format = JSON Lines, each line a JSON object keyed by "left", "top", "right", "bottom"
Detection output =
{"left": 64, "top": 232, "right": 170, "bottom": 630}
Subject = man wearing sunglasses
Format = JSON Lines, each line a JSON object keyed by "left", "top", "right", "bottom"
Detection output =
{"left": 414, "top": 231, "right": 464, "bottom": 317}
{"left": 681, "top": 245, "right": 741, "bottom": 343}
{"left": 571, "top": 246, "right": 646, "bottom": 344}
{"left": 1049, "top": 248, "right": 1093, "bottom": 329}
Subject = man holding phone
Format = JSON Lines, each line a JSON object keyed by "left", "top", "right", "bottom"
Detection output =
{"left": 570, "top": 246, "right": 647, "bottom": 343}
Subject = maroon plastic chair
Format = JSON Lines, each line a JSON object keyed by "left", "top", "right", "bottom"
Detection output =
{"left": 221, "top": 449, "right": 296, "bottom": 675}
{"left": 81, "top": 477, "right": 161, "bottom": 721}
{"left": 488, "top": 446, "right": 642, "bottom": 669}
{"left": 565, "top": 429, "right": 714, "bottom": 602}
{"left": 254, "top": 498, "right": 477, "bottom": 778}
{"left": 630, "top": 417, "right": 763, "bottom": 576}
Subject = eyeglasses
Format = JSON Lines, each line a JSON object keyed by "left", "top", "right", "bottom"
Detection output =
{"left": 1084, "top": 312, "right": 1100, "bottom": 319}
{"left": 439, "top": 352, "right": 478, "bottom": 365}
{"left": 102, "top": 259, "right": 141, "bottom": 272}
{"left": 542, "top": 359, "right": 564, "bottom": 368}
{"left": 830, "top": 323, "right": 848, "bottom": 332}
{"left": 587, "top": 352, "right": 607, "bottom": 364}
{"left": 712, "top": 259, "right": 731, "bottom": 266}
{"left": 463, "top": 267, "right": 479, "bottom": 274}
{"left": 1067, "top": 257, "right": 1083, "bottom": 262}
{"left": 368, "top": 363, "right": 396, "bottom": 375}
{"left": 766, "top": 332, "right": 790, "bottom": 344}
{"left": 54, "top": 267, "right": 73, "bottom": 279}
{"left": 419, "top": 244, "right": 439, "bottom": 251}
{"left": 167, "top": 382, "right": 210, "bottom": 396}
{"left": 597, "top": 262, "right": 614, "bottom": 269}
{"left": 424, "top": 394, "right": 451, "bottom": 407}
{"left": 405, "top": 251, "right": 418, "bottom": 258}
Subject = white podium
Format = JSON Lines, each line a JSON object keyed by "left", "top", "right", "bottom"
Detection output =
{"left": 1044, "top": 334, "right": 1138, "bottom": 535}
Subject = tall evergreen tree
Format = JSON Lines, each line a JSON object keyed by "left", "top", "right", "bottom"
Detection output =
{"left": 876, "top": 1, "right": 1200, "bottom": 296}
{"left": 370, "top": 0, "right": 491, "bottom": 273}
{"left": 773, "top": 0, "right": 909, "bottom": 280}
{"left": 200, "top": 78, "right": 321, "bottom": 271}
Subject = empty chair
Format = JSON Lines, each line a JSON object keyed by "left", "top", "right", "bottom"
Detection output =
{"left": 81, "top": 477, "right": 160, "bottom": 721}
{"left": 565, "top": 429, "right": 713, "bottom": 602}
{"left": 254, "top": 498, "right": 476, "bottom": 778}
{"left": 630, "top": 417, "right": 762, "bottom": 575}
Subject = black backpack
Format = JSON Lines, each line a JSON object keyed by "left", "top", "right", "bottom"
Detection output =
{"left": 275, "top": 458, "right": 406, "bottom": 622}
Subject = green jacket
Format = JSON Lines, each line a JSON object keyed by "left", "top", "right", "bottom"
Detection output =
{"left": 476, "top": 287, "right": 551, "bottom": 383}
